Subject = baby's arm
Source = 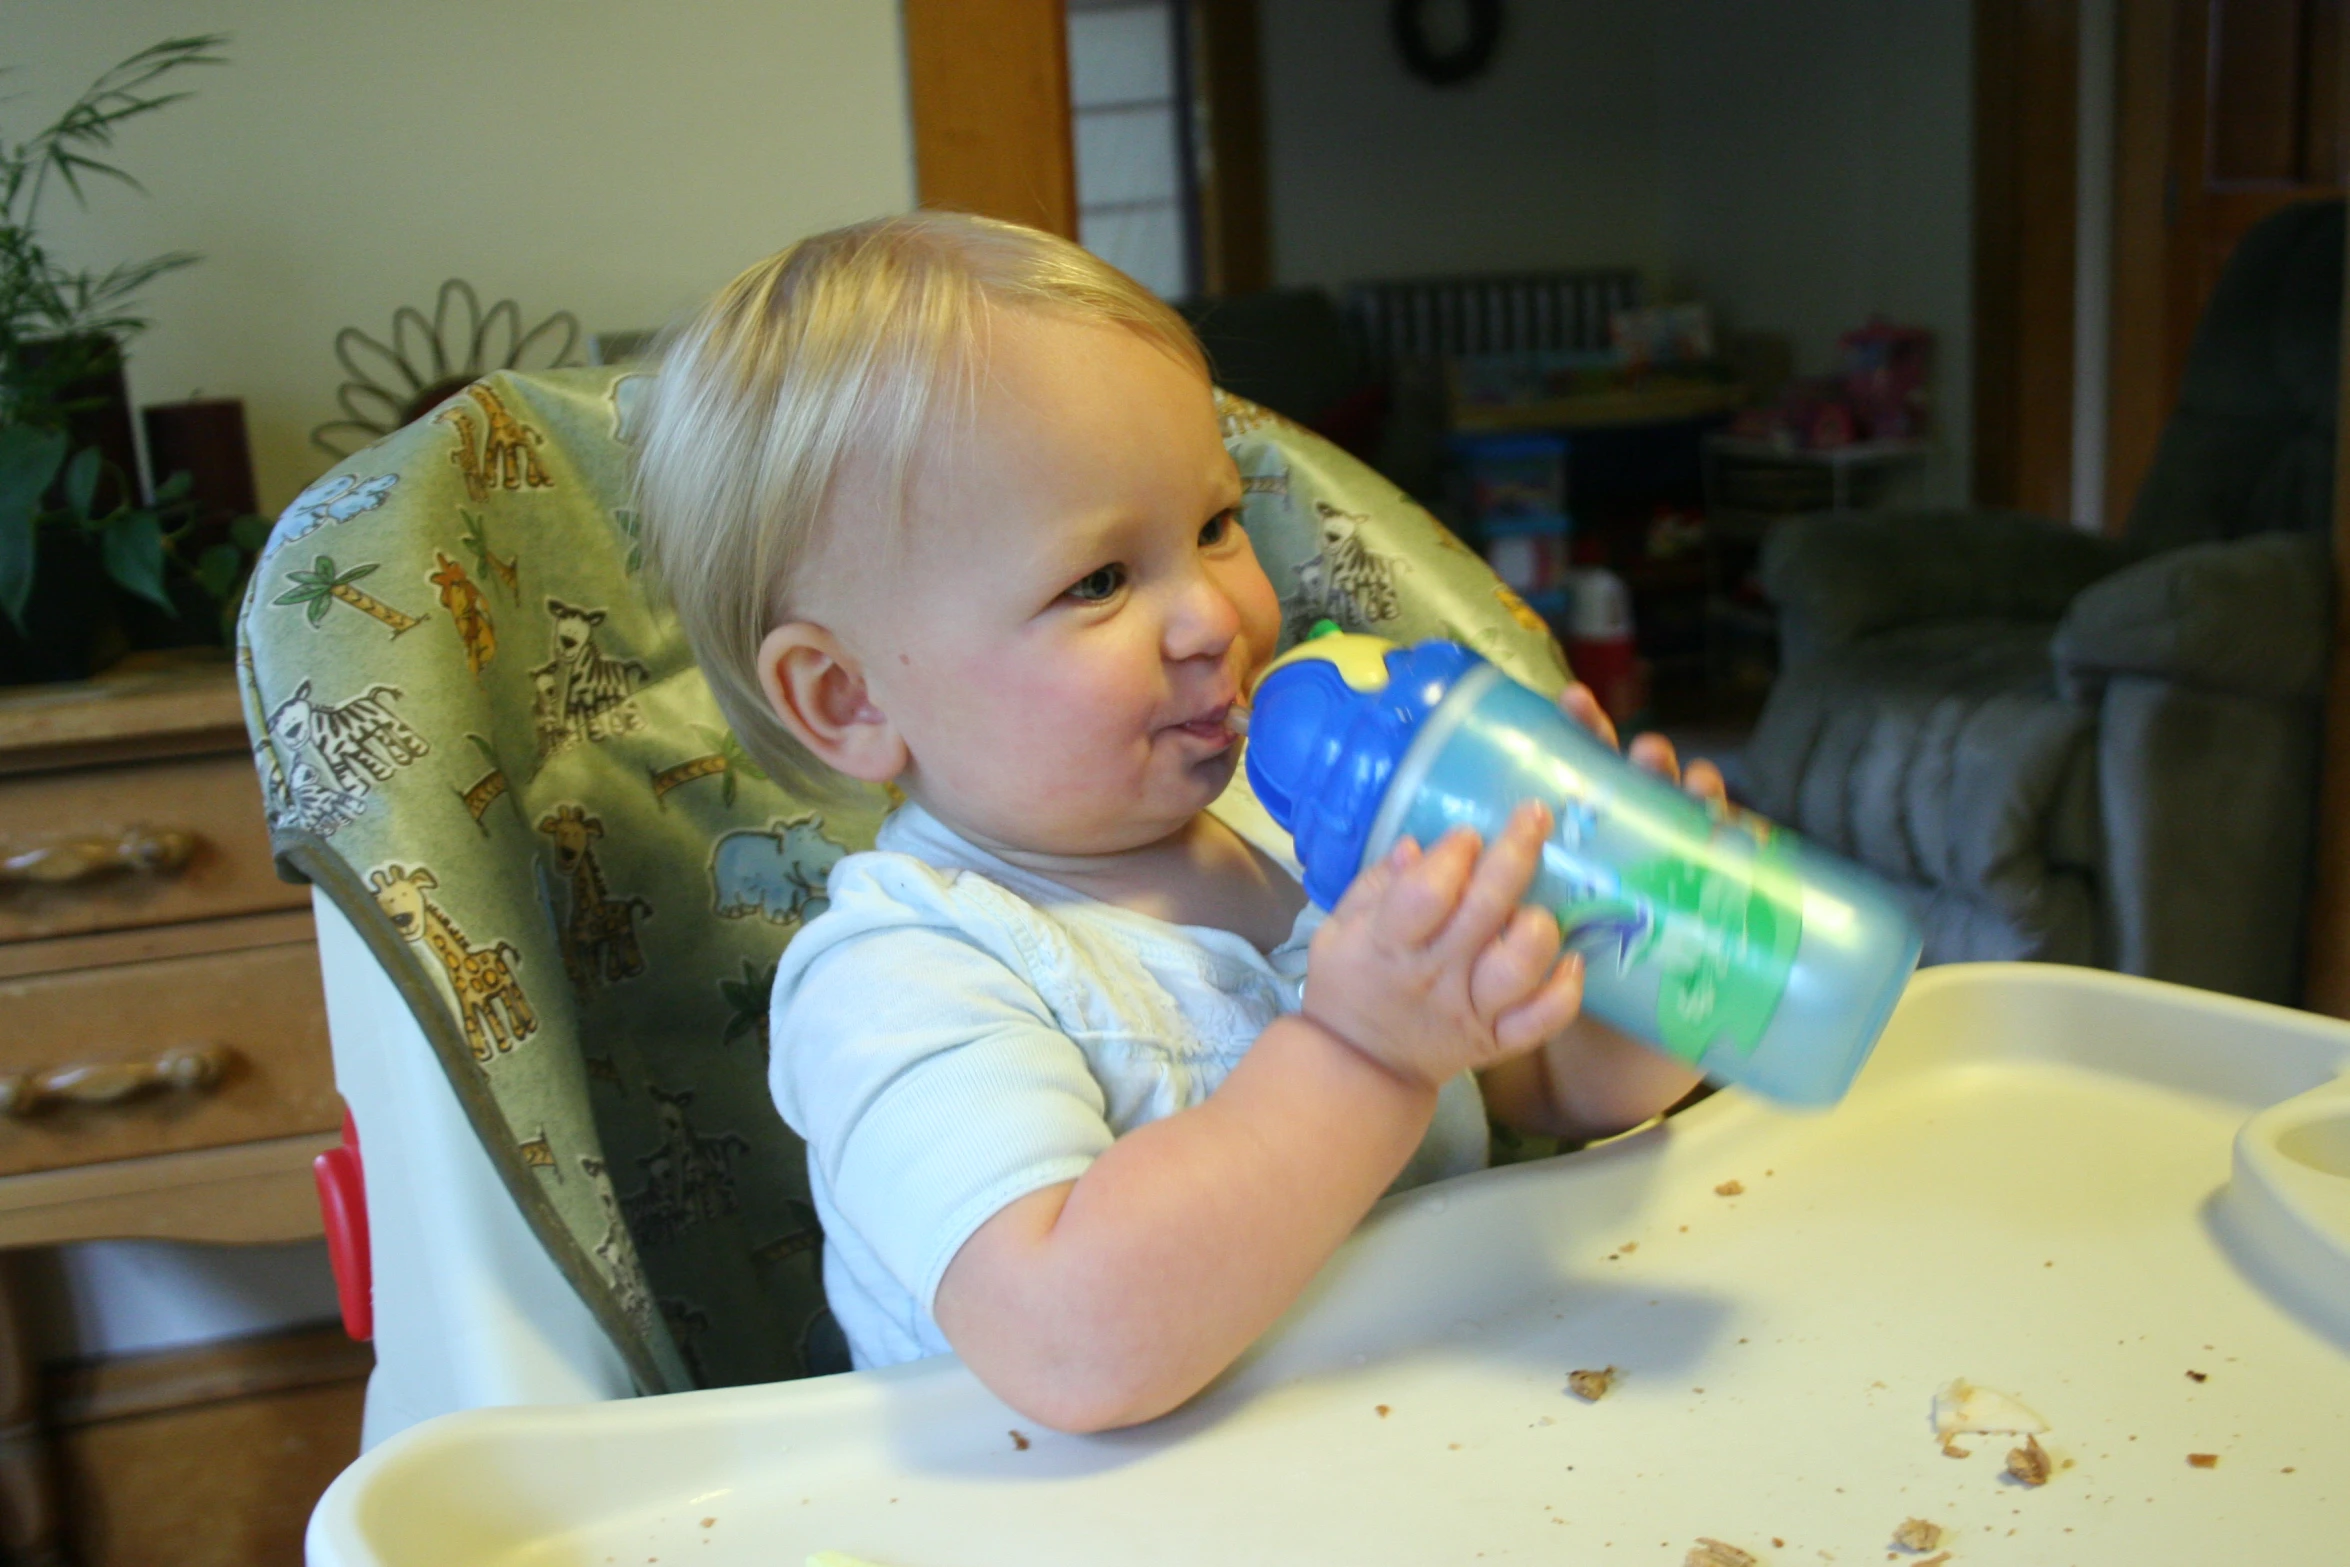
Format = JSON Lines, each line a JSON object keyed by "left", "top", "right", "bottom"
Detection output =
{"left": 934, "top": 804, "right": 1577, "bottom": 1434}
{"left": 1478, "top": 685, "right": 1718, "bottom": 1141}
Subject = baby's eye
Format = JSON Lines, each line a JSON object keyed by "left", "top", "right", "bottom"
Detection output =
{"left": 1064, "top": 563, "right": 1126, "bottom": 603}
{"left": 1200, "top": 508, "right": 1238, "bottom": 547}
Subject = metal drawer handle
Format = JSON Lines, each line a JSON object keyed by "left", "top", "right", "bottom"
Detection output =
{"left": 0, "top": 1047, "right": 236, "bottom": 1118}
{"left": 0, "top": 828, "right": 196, "bottom": 887}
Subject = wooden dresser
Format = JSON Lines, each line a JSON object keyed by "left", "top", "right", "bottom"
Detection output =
{"left": 0, "top": 656, "right": 345, "bottom": 1564}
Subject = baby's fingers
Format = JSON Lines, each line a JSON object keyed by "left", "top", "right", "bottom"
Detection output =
{"left": 1493, "top": 949, "right": 1586, "bottom": 1052}
{"left": 1374, "top": 827, "right": 1479, "bottom": 947}
{"left": 1558, "top": 682, "right": 1620, "bottom": 750}
{"left": 1435, "top": 801, "right": 1550, "bottom": 962}
{"left": 1469, "top": 904, "right": 1563, "bottom": 1021}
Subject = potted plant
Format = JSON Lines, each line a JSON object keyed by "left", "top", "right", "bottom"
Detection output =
{"left": 1, "top": 34, "right": 263, "bottom": 684}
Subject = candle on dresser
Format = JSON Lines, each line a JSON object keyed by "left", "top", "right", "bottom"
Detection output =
{"left": 141, "top": 397, "right": 259, "bottom": 526}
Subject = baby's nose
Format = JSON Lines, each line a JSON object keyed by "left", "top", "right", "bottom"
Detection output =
{"left": 1165, "top": 577, "right": 1243, "bottom": 662}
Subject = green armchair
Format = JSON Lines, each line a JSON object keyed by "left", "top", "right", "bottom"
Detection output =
{"left": 1743, "top": 199, "right": 2338, "bottom": 1004}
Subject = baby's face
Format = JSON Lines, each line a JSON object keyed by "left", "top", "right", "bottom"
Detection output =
{"left": 833, "top": 310, "right": 1279, "bottom": 856}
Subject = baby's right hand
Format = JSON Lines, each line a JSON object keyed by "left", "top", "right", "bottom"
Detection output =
{"left": 1301, "top": 801, "right": 1586, "bottom": 1089}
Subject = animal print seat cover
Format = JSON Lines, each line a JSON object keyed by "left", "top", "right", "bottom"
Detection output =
{"left": 237, "top": 367, "right": 1569, "bottom": 1394}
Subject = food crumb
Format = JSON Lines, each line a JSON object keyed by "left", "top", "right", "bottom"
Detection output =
{"left": 1449, "top": 1442, "right": 1463, "bottom": 1451}
{"left": 1010, "top": 1429, "right": 1030, "bottom": 1451}
{"left": 2187, "top": 1453, "right": 2219, "bottom": 1469}
{"left": 1568, "top": 1367, "right": 1617, "bottom": 1401}
{"left": 699, "top": 1518, "right": 715, "bottom": 1528}
{"left": 1684, "top": 1539, "right": 1758, "bottom": 1567}
{"left": 1915, "top": 1555, "right": 1951, "bottom": 1567}
{"left": 2186, "top": 1370, "right": 2208, "bottom": 1383}
{"left": 1772, "top": 1539, "right": 1785, "bottom": 1549}
{"left": 1621, "top": 1241, "right": 1638, "bottom": 1252}
{"left": 1714, "top": 1180, "right": 1745, "bottom": 1197}
{"left": 1940, "top": 1438, "right": 1971, "bottom": 1459}
{"left": 2007, "top": 1435, "right": 2052, "bottom": 1487}
{"left": 1376, "top": 1404, "right": 1391, "bottom": 1418}
{"left": 1891, "top": 1517, "right": 1943, "bottom": 1551}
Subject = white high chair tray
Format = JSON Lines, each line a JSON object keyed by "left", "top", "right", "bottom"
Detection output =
{"left": 310, "top": 964, "right": 2350, "bottom": 1567}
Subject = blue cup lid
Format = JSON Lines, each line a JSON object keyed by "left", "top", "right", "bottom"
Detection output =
{"left": 1245, "top": 637, "right": 1482, "bottom": 908}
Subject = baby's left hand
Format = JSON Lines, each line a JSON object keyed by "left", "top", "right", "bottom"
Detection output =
{"left": 1555, "top": 682, "right": 1728, "bottom": 811}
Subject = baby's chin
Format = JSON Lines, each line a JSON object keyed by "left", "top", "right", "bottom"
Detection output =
{"left": 1020, "top": 754, "right": 1240, "bottom": 857}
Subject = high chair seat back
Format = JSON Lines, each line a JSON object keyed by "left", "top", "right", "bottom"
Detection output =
{"left": 237, "top": 367, "right": 1567, "bottom": 1433}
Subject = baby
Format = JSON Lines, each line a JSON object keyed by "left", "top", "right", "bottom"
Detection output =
{"left": 635, "top": 213, "right": 1719, "bottom": 1432}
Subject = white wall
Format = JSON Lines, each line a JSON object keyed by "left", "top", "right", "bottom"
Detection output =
{"left": 4, "top": 0, "right": 915, "bottom": 515}
{"left": 1, "top": 0, "right": 913, "bottom": 1360}
{"left": 1654, "top": 0, "right": 1974, "bottom": 505}
{"left": 1256, "top": 0, "right": 1666, "bottom": 290}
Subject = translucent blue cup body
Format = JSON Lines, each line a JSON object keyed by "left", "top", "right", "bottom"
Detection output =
{"left": 1362, "top": 663, "right": 1920, "bottom": 1105}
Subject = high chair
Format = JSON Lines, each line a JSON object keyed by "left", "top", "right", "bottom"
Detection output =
{"left": 236, "top": 367, "right": 1572, "bottom": 1449}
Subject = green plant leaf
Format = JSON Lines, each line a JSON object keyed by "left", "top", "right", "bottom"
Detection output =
{"left": 193, "top": 541, "right": 241, "bottom": 601}
{"left": 0, "top": 506, "right": 31, "bottom": 634}
{"left": 152, "top": 468, "right": 193, "bottom": 503}
{"left": 0, "top": 427, "right": 69, "bottom": 631}
{"left": 62, "top": 446, "right": 101, "bottom": 518}
{"left": 0, "top": 425, "right": 70, "bottom": 521}
{"left": 99, "top": 511, "right": 172, "bottom": 611}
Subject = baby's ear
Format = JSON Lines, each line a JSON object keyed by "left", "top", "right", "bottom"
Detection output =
{"left": 755, "top": 622, "right": 906, "bottom": 784}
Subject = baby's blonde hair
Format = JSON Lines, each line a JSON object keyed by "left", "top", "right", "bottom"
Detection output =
{"left": 634, "top": 210, "right": 1208, "bottom": 796}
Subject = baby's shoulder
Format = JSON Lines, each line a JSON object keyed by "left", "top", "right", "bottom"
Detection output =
{"left": 793, "top": 847, "right": 1031, "bottom": 944}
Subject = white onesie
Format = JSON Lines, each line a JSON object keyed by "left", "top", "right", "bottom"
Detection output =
{"left": 768, "top": 790, "right": 1492, "bottom": 1370}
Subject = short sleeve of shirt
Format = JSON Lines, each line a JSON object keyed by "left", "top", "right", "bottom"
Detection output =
{"left": 769, "top": 855, "right": 1115, "bottom": 1316}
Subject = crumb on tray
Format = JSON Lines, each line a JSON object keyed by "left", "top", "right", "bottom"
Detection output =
{"left": 1714, "top": 1180, "right": 1745, "bottom": 1197}
{"left": 2186, "top": 1370, "right": 2208, "bottom": 1382}
{"left": 1567, "top": 1367, "right": 1617, "bottom": 1401}
{"left": 1934, "top": 1379, "right": 2049, "bottom": 1439}
{"left": 2188, "top": 1452, "right": 2219, "bottom": 1469}
{"left": 1891, "top": 1517, "right": 1943, "bottom": 1552}
{"left": 1685, "top": 1539, "right": 1758, "bottom": 1567}
{"left": 2007, "top": 1435, "right": 2052, "bottom": 1487}
{"left": 1376, "top": 1404, "right": 1391, "bottom": 1418}
{"left": 1010, "top": 1429, "right": 1029, "bottom": 1451}
{"left": 1915, "top": 1555, "right": 1950, "bottom": 1567}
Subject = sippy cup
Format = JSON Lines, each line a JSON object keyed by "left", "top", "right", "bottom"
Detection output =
{"left": 1242, "top": 630, "right": 1922, "bottom": 1106}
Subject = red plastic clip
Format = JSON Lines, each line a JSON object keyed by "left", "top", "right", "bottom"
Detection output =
{"left": 314, "top": 1106, "right": 372, "bottom": 1341}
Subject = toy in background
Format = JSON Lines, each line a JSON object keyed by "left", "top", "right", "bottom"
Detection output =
{"left": 1606, "top": 302, "right": 1714, "bottom": 371}
{"left": 1838, "top": 318, "right": 1932, "bottom": 439}
{"left": 1449, "top": 431, "right": 1572, "bottom": 613}
{"left": 1558, "top": 562, "right": 1642, "bottom": 725}
{"left": 1731, "top": 317, "right": 1934, "bottom": 451}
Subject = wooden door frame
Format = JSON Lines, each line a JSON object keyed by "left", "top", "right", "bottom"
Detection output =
{"left": 902, "top": 0, "right": 1271, "bottom": 294}
{"left": 903, "top": 0, "right": 1079, "bottom": 238}
{"left": 1974, "top": 0, "right": 2084, "bottom": 520}
{"left": 2296, "top": 24, "right": 2350, "bottom": 1016}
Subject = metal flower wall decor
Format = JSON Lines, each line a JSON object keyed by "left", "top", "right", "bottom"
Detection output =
{"left": 311, "top": 278, "right": 580, "bottom": 457}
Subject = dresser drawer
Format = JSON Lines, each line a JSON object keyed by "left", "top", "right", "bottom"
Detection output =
{"left": 0, "top": 753, "right": 305, "bottom": 945}
{"left": 0, "top": 932, "right": 337, "bottom": 1177}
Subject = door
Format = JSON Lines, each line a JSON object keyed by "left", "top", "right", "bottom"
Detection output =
{"left": 2108, "top": 0, "right": 2345, "bottom": 527}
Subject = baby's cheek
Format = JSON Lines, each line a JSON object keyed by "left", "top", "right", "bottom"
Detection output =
{"left": 1226, "top": 561, "right": 1284, "bottom": 667}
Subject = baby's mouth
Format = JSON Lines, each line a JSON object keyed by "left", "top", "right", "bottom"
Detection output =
{"left": 1172, "top": 702, "right": 1241, "bottom": 746}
